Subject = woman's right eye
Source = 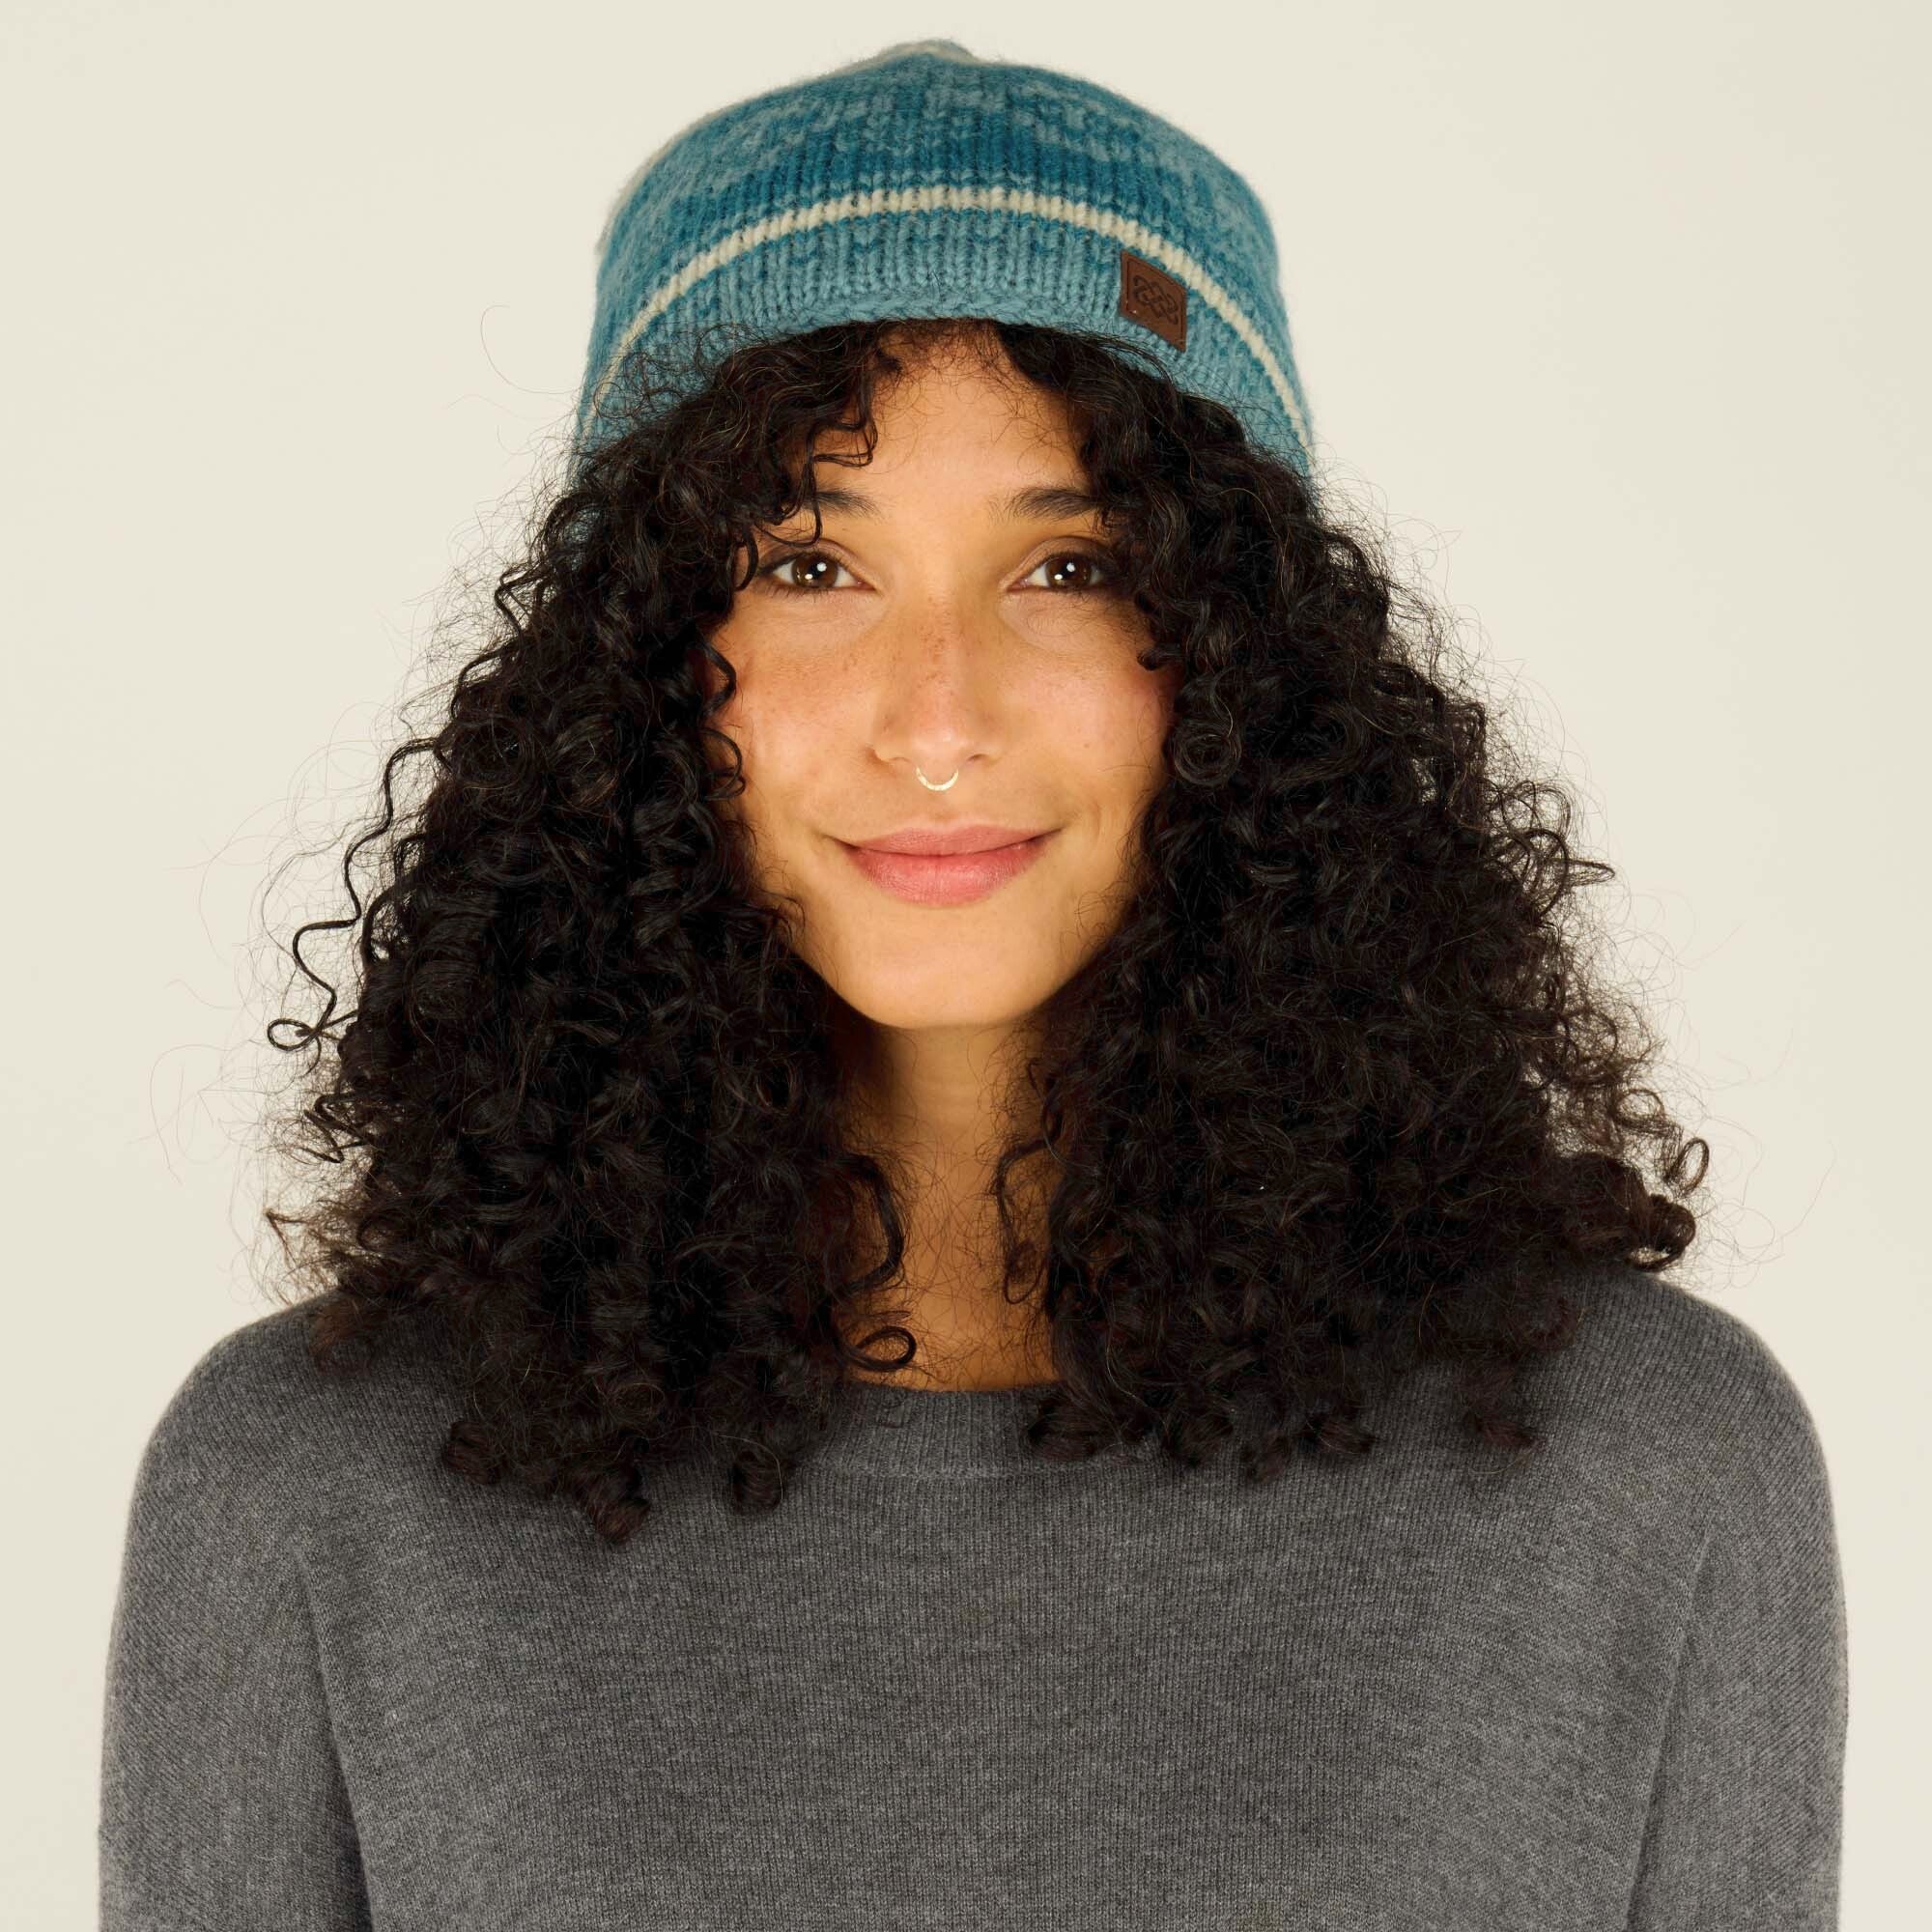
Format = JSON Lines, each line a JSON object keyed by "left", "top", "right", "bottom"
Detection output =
{"left": 754, "top": 548, "right": 849, "bottom": 594}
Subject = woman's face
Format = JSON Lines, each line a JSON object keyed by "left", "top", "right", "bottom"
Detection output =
{"left": 701, "top": 333, "right": 1180, "bottom": 1037}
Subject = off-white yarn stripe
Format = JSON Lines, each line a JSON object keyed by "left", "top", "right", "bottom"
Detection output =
{"left": 584, "top": 184, "right": 1310, "bottom": 457}
{"left": 590, "top": 48, "right": 995, "bottom": 264}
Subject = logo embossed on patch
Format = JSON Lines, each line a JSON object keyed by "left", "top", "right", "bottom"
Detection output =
{"left": 1119, "top": 248, "right": 1188, "bottom": 352}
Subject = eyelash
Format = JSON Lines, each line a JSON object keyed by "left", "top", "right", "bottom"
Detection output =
{"left": 752, "top": 544, "right": 1122, "bottom": 598}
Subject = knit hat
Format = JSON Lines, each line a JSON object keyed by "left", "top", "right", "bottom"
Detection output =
{"left": 568, "top": 39, "right": 1319, "bottom": 493}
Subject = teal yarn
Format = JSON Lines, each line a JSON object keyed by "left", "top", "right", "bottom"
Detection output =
{"left": 569, "top": 39, "right": 1319, "bottom": 490}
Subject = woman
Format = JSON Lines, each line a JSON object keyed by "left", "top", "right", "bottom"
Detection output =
{"left": 99, "top": 39, "right": 1847, "bottom": 1931}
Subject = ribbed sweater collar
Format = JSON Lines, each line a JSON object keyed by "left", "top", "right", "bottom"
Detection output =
{"left": 808, "top": 1376, "right": 1161, "bottom": 1480}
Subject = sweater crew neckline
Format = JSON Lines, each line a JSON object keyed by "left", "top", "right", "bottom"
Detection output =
{"left": 810, "top": 1375, "right": 1146, "bottom": 1479}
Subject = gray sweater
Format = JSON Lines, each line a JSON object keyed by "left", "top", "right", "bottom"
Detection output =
{"left": 99, "top": 1260, "right": 1847, "bottom": 1930}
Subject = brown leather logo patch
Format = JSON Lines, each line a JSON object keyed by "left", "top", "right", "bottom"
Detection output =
{"left": 1119, "top": 248, "right": 1187, "bottom": 352}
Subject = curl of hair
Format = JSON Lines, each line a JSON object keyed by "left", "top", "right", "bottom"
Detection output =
{"left": 259, "top": 313, "right": 1711, "bottom": 1546}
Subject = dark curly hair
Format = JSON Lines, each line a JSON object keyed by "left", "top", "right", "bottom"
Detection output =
{"left": 257, "top": 311, "right": 1712, "bottom": 1546}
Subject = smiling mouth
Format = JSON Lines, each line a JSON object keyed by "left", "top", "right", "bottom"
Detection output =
{"left": 838, "top": 831, "right": 1055, "bottom": 905}
{"left": 847, "top": 825, "right": 1054, "bottom": 856}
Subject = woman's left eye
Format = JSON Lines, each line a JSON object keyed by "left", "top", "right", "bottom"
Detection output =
{"left": 1023, "top": 549, "right": 1121, "bottom": 593}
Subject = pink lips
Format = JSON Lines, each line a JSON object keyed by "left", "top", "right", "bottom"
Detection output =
{"left": 839, "top": 832, "right": 1054, "bottom": 906}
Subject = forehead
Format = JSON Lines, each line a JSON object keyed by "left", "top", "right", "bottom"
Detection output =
{"left": 776, "top": 332, "right": 1094, "bottom": 501}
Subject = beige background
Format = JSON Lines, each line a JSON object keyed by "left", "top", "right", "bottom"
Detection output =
{"left": 4, "top": 1, "right": 1923, "bottom": 1922}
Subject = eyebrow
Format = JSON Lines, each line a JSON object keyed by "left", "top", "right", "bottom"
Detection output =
{"left": 783, "top": 483, "right": 1105, "bottom": 524}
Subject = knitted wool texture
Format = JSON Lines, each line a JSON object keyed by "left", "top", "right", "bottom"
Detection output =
{"left": 98, "top": 1260, "right": 1848, "bottom": 1928}
{"left": 568, "top": 39, "right": 1319, "bottom": 490}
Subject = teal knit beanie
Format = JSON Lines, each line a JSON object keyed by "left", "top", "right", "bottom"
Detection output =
{"left": 569, "top": 39, "right": 1319, "bottom": 492}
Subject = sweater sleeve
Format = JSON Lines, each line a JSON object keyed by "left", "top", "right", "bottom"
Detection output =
{"left": 1623, "top": 1317, "right": 1850, "bottom": 1931}
{"left": 99, "top": 1327, "right": 373, "bottom": 1931}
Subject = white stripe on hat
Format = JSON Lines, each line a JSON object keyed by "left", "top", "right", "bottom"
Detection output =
{"left": 584, "top": 183, "right": 1311, "bottom": 459}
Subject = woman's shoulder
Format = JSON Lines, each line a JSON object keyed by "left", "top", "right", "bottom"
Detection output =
{"left": 150, "top": 1294, "right": 452, "bottom": 1432}
{"left": 1524, "top": 1258, "right": 1837, "bottom": 1538}
{"left": 122, "top": 1299, "right": 460, "bottom": 1548}
{"left": 1562, "top": 1260, "right": 1828, "bottom": 1448}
